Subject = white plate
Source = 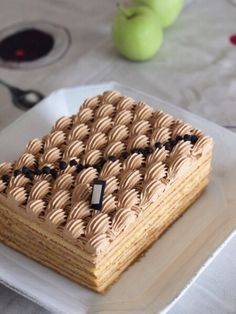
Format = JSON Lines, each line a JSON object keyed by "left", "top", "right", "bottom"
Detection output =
{"left": 0, "top": 82, "right": 235, "bottom": 314}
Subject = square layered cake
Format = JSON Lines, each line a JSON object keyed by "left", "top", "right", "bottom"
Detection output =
{"left": 0, "top": 90, "right": 213, "bottom": 293}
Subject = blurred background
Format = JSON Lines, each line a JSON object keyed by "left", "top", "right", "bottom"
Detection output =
{"left": 0, "top": 0, "right": 235, "bottom": 131}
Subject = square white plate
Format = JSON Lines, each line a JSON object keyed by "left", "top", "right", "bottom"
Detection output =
{"left": 0, "top": 82, "right": 235, "bottom": 314}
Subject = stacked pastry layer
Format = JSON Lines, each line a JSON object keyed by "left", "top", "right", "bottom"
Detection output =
{"left": 0, "top": 90, "right": 213, "bottom": 292}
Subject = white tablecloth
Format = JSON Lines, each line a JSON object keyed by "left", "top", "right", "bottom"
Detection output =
{"left": 0, "top": 0, "right": 236, "bottom": 313}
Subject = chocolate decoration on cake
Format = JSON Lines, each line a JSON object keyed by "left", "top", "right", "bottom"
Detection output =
{"left": 25, "top": 171, "right": 34, "bottom": 181}
{"left": 42, "top": 166, "right": 51, "bottom": 175}
{"left": 155, "top": 142, "right": 162, "bottom": 149}
{"left": 59, "top": 161, "right": 67, "bottom": 170}
{"left": 50, "top": 168, "right": 57, "bottom": 178}
{"left": 183, "top": 134, "right": 191, "bottom": 142}
{"left": 176, "top": 136, "right": 183, "bottom": 142}
{"left": 94, "top": 163, "right": 102, "bottom": 172}
{"left": 1, "top": 175, "right": 10, "bottom": 183}
{"left": 170, "top": 139, "right": 177, "bottom": 147}
{"left": 14, "top": 170, "right": 22, "bottom": 177}
{"left": 91, "top": 179, "right": 106, "bottom": 210}
{"left": 164, "top": 142, "right": 172, "bottom": 151}
{"left": 22, "top": 166, "right": 30, "bottom": 175}
{"left": 76, "top": 164, "right": 84, "bottom": 173}
{"left": 191, "top": 135, "right": 198, "bottom": 144}
{"left": 69, "top": 159, "right": 77, "bottom": 167}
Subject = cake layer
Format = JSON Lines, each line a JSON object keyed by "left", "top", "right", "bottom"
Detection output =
{"left": 0, "top": 153, "right": 212, "bottom": 292}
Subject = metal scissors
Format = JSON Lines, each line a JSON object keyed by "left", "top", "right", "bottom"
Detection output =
{"left": 0, "top": 79, "right": 45, "bottom": 110}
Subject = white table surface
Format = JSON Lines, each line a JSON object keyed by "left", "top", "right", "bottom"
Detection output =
{"left": 0, "top": 0, "right": 236, "bottom": 313}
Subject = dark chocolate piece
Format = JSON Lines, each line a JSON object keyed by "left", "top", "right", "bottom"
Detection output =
{"left": 94, "top": 163, "right": 102, "bottom": 172}
{"left": 136, "top": 149, "right": 142, "bottom": 155}
{"left": 183, "top": 134, "right": 191, "bottom": 142}
{"left": 50, "top": 168, "right": 57, "bottom": 178}
{"left": 164, "top": 142, "right": 172, "bottom": 151}
{"left": 176, "top": 136, "right": 183, "bottom": 142}
{"left": 137, "top": 148, "right": 145, "bottom": 155}
{"left": 14, "top": 169, "right": 22, "bottom": 177}
{"left": 76, "top": 164, "right": 84, "bottom": 173}
{"left": 91, "top": 179, "right": 106, "bottom": 210}
{"left": 170, "top": 139, "right": 177, "bottom": 148}
{"left": 59, "top": 161, "right": 67, "bottom": 170}
{"left": 131, "top": 148, "right": 139, "bottom": 154}
{"left": 22, "top": 166, "right": 30, "bottom": 175}
{"left": 190, "top": 135, "right": 198, "bottom": 144}
{"left": 25, "top": 171, "right": 34, "bottom": 181}
{"left": 42, "top": 166, "right": 51, "bottom": 175}
{"left": 1, "top": 175, "right": 10, "bottom": 183}
{"left": 154, "top": 142, "right": 162, "bottom": 149}
{"left": 69, "top": 159, "right": 77, "bottom": 167}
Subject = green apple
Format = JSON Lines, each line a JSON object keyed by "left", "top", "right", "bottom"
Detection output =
{"left": 133, "top": 0, "right": 184, "bottom": 28}
{"left": 112, "top": 5, "right": 163, "bottom": 62}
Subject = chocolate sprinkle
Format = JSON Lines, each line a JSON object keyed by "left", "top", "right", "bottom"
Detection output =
{"left": 94, "top": 163, "right": 102, "bottom": 172}
{"left": 59, "top": 161, "right": 67, "bottom": 170}
{"left": 155, "top": 142, "right": 162, "bottom": 149}
{"left": 131, "top": 148, "right": 139, "bottom": 154}
{"left": 136, "top": 149, "right": 143, "bottom": 155}
{"left": 69, "top": 159, "right": 78, "bottom": 167}
{"left": 25, "top": 171, "right": 34, "bottom": 181}
{"left": 76, "top": 164, "right": 84, "bottom": 173}
{"left": 22, "top": 166, "right": 30, "bottom": 175}
{"left": 183, "top": 134, "right": 191, "bottom": 142}
{"left": 170, "top": 139, "right": 177, "bottom": 148}
{"left": 164, "top": 142, "right": 172, "bottom": 151}
{"left": 176, "top": 136, "right": 183, "bottom": 142}
{"left": 14, "top": 169, "right": 22, "bottom": 177}
{"left": 1, "top": 175, "right": 10, "bottom": 183}
{"left": 50, "top": 168, "right": 57, "bottom": 178}
{"left": 42, "top": 166, "right": 51, "bottom": 175}
{"left": 99, "top": 159, "right": 106, "bottom": 167}
{"left": 190, "top": 135, "right": 198, "bottom": 144}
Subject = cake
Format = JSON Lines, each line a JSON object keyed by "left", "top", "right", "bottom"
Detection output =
{"left": 0, "top": 90, "right": 213, "bottom": 293}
